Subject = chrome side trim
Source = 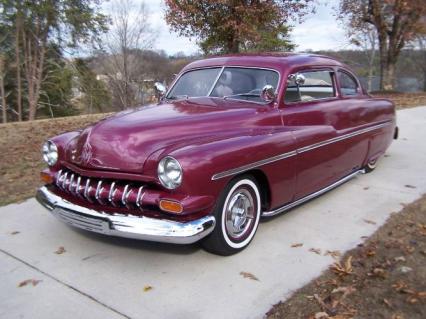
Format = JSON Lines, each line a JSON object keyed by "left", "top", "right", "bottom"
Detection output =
{"left": 298, "top": 122, "right": 391, "bottom": 154}
{"left": 212, "top": 150, "right": 298, "bottom": 180}
{"left": 262, "top": 169, "right": 364, "bottom": 217}
{"left": 36, "top": 186, "right": 216, "bottom": 245}
{"left": 211, "top": 121, "right": 391, "bottom": 180}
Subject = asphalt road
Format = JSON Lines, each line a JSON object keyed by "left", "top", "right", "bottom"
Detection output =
{"left": 1, "top": 107, "right": 425, "bottom": 319}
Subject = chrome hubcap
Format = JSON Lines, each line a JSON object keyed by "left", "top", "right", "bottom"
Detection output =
{"left": 225, "top": 188, "right": 255, "bottom": 239}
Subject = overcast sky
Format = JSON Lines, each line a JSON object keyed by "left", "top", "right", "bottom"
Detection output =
{"left": 105, "top": 0, "right": 351, "bottom": 56}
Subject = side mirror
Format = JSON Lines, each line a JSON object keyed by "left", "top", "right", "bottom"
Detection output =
{"left": 288, "top": 73, "right": 306, "bottom": 86}
{"left": 261, "top": 85, "right": 276, "bottom": 102}
{"left": 154, "top": 82, "right": 167, "bottom": 101}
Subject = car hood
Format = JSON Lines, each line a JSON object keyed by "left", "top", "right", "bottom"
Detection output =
{"left": 64, "top": 98, "right": 260, "bottom": 173}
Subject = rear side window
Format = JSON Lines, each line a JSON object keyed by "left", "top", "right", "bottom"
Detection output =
{"left": 284, "top": 70, "right": 335, "bottom": 104}
{"left": 338, "top": 71, "right": 359, "bottom": 96}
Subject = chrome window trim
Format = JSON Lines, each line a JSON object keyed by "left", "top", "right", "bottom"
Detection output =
{"left": 284, "top": 68, "right": 337, "bottom": 106}
{"left": 166, "top": 66, "right": 281, "bottom": 105}
{"left": 211, "top": 121, "right": 391, "bottom": 180}
{"left": 166, "top": 66, "right": 224, "bottom": 100}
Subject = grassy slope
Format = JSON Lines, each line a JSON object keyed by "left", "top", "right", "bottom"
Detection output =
{"left": 0, "top": 113, "right": 110, "bottom": 206}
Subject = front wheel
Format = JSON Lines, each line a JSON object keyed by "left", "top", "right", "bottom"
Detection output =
{"left": 202, "top": 176, "right": 261, "bottom": 256}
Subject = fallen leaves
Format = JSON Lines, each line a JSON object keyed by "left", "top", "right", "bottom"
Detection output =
{"left": 309, "top": 248, "right": 322, "bottom": 255}
{"left": 240, "top": 271, "right": 259, "bottom": 281}
{"left": 291, "top": 243, "right": 303, "bottom": 248}
{"left": 363, "top": 219, "right": 377, "bottom": 225}
{"left": 325, "top": 250, "right": 341, "bottom": 259}
{"left": 404, "top": 185, "right": 416, "bottom": 189}
{"left": 331, "top": 256, "right": 353, "bottom": 276}
{"left": 311, "top": 286, "right": 356, "bottom": 319}
{"left": 143, "top": 285, "right": 153, "bottom": 292}
{"left": 18, "top": 279, "right": 42, "bottom": 287}
{"left": 54, "top": 246, "right": 66, "bottom": 255}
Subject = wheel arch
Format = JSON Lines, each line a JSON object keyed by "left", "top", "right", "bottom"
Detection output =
{"left": 239, "top": 169, "right": 271, "bottom": 212}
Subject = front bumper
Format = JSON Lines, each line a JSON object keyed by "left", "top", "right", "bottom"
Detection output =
{"left": 36, "top": 186, "right": 216, "bottom": 244}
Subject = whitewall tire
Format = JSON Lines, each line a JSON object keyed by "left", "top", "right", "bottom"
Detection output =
{"left": 202, "top": 175, "right": 261, "bottom": 255}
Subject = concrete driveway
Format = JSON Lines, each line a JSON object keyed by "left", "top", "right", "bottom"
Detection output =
{"left": 1, "top": 106, "right": 425, "bottom": 319}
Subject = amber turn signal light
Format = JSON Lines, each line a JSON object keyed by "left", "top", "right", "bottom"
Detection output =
{"left": 40, "top": 172, "right": 54, "bottom": 184}
{"left": 159, "top": 200, "right": 183, "bottom": 214}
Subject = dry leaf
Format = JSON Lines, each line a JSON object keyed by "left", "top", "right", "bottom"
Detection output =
{"left": 366, "top": 249, "right": 376, "bottom": 257}
{"left": 331, "top": 256, "right": 353, "bottom": 276}
{"left": 291, "top": 243, "right": 303, "bottom": 248}
{"left": 143, "top": 285, "right": 153, "bottom": 292}
{"left": 417, "top": 291, "right": 426, "bottom": 298}
{"left": 55, "top": 246, "right": 66, "bottom": 255}
{"left": 404, "top": 185, "right": 416, "bottom": 189}
{"left": 314, "top": 312, "right": 329, "bottom": 319}
{"left": 372, "top": 268, "right": 386, "bottom": 278}
{"left": 325, "top": 250, "right": 341, "bottom": 258}
{"left": 18, "top": 279, "right": 41, "bottom": 287}
{"left": 406, "top": 296, "right": 418, "bottom": 304}
{"left": 309, "top": 248, "right": 322, "bottom": 255}
{"left": 392, "top": 281, "right": 408, "bottom": 291}
{"left": 11, "top": 231, "right": 20, "bottom": 235}
{"left": 383, "top": 298, "right": 392, "bottom": 308}
{"left": 313, "top": 294, "right": 329, "bottom": 312}
{"left": 240, "top": 271, "right": 259, "bottom": 281}
{"left": 363, "top": 219, "right": 377, "bottom": 225}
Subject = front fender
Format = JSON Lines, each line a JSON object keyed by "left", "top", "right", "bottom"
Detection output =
{"left": 161, "top": 128, "right": 298, "bottom": 204}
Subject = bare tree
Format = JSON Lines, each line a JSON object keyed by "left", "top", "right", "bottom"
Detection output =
{"left": 102, "top": 0, "right": 155, "bottom": 109}
{"left": 338, "top": 0, "right": 426, "bottom": 91}
{"left": 350, "top": 25, "right": 378, "bottom": 92}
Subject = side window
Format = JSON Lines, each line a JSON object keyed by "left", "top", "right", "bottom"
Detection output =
{"left": 338, "top": 71, "right": 359, "bottom": 96}
{"left": 284, "top": 70, "right": 335, "bottom": 104}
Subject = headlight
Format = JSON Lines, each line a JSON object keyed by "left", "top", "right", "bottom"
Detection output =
{"left": 42, "top": 141, "right": 58, "bottom": 166}
{"left": 158, "top": 156, "right": 182, "bottom": 189}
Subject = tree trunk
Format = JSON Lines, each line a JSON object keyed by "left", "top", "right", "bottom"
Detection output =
{"left": 0, "top": 76, "right": 7, "bottom": 124}
{"left": 15, "top": 8, "right": 22, "bottom": 121}
{"left": 423, "top": 50, "right": 426, "bottom": 92}
{"left": 382, "top": 60, "right": 396, "bottom": 91}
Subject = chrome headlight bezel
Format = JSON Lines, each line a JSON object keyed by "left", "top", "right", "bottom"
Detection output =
{"left": 157, "top": 156, "right": 183, "bottom": 190}
{"left": 42, "top": 140, "right": 58, "bottom": 166}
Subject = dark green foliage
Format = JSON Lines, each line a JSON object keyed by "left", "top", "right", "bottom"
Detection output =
{"left": 74, "top": 58, "right": 111, "bottom": 114}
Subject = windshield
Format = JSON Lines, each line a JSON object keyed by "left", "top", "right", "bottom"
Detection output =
{"left": 167, "top": 67, "right": 279, "bottom": 103}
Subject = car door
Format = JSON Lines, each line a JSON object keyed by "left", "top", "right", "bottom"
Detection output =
{"left": 280, "top": 67, "right": 368, "bottom": 200}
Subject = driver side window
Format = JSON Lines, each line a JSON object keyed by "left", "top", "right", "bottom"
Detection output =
{"left": 284, "top": 70, "right": 335, "bottom": 104}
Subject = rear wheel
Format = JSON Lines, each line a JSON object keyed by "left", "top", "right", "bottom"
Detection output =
{"left": 202, "top": 175, "right": 261, "bottom": 256}
{"left": 364, "top": 158, "right": 378, "bottom": 173}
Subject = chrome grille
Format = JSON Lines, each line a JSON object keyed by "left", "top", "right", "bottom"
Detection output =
{"left": 55, "top": 169, "right": 147, "bottom": 209}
